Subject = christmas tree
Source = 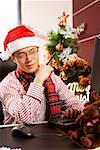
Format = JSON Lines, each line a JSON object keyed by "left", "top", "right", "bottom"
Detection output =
{"left": 46, "top": 11, "right": 91, "bottom": 88}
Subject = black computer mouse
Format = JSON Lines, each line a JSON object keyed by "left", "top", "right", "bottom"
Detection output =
{"left": 11, "top": 124, "right": 34, "bottom": 138}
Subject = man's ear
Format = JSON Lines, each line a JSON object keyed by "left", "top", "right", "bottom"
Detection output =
{"left": 10, "top": 55, "right": 16, "bottom": 63}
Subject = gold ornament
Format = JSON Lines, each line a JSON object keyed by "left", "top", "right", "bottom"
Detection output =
{"left": 56, "top": 42, "right": 63, "bottom": 51}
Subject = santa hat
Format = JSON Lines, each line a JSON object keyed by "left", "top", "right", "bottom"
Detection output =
{"left": 0, "top": 25, "right": 42, "bottom": 61}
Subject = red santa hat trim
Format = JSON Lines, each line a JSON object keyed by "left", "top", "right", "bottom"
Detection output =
{"left": 0, "top": 25, "right": 42, "bottom": 61}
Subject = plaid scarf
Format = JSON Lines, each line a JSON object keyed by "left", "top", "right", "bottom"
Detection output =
{"left": 15, "top": 68, "right": 61, "bottom": 121}
{"left": 15, "top": 68, "right": 35, "bottom": 91}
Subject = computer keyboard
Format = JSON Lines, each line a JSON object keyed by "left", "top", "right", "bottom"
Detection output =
{"left": 50, "top": 118, "right": 79, "bottom": 130}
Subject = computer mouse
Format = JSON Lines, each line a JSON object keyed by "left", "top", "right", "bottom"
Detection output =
{"left": 11, "top": 124, "right": 34, "bottom": 138}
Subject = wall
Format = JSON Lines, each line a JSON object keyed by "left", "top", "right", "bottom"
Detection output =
{"left": 73, "top": 0, "right": 100, "bottom": 67}
{"left": 21, "top": 0, "right": 73, "bottom": 64}
{"left": 0, "top": 0, "right": 20, "bottom": 51}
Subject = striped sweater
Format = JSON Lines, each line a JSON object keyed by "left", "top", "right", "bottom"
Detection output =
{"left": 0, "top": 71, "right": 84, "bottom": 124}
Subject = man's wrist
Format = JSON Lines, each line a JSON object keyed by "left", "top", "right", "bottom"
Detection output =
{"left": 33, "top": 77, "right": 44, "bottom": 85}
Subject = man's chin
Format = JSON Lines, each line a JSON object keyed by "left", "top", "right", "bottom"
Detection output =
{"left": 24, "top": 68, "right": 37, "bottom": 74}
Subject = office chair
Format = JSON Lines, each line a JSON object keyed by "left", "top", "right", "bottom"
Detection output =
{"left": 0, "top": 59, "right": 16, "bottom": 124}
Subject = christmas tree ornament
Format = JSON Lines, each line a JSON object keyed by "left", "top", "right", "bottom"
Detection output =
{"left": 46, "top": 12, "right": 90, "bottom": 87}
{"left": 58, "top": 11, "right": 69, "bottom": 26}
{"left": 56, "top": 42, "right": 63, "bottom": 51}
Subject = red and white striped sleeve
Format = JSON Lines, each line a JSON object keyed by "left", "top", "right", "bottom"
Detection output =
{"left": 0, "top": 75, "right": 45, "bottom": 124}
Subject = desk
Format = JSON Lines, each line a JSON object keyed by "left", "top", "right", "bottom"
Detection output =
{"left": 0, "top": 123, "right": 84, "bottom": 150}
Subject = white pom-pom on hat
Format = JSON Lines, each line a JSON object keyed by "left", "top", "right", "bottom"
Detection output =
{"left": 0, "top": 49, "right": 11, "bottom": 61}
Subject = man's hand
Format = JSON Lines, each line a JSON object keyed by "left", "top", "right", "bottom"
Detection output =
{"left": 61, "top": 107, "right": 81, "bottom": 119}
{"left": 34, "top": 65, "right": 53, "bottom": 85}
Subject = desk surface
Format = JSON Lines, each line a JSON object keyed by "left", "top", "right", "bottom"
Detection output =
{"left": 0, "top": 123, "right": 84, "bottom": 150}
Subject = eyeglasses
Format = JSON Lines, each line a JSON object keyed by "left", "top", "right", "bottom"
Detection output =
{"left": 15, "top": 47, "right": 39, "bottom": 60}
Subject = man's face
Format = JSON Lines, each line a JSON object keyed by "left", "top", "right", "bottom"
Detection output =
{"left": 12, "top": 46, "right": 39, "bottom": 73}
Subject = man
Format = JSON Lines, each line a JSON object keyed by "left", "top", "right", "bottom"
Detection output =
{"left": 0, "top": 25, "right": 84, "bottom": 124}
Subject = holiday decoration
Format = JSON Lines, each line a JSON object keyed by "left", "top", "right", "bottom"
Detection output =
{"left": 46, "top": 11, "right": 91, "bottom": 104}
{"left": 67, "top": 81, "right": 91, "bottom": 104}
{"left": 58, "top": 11, "right": 69, "bottom": 26}
{"left": 67, "top": 90, "right": 100, "bottom": 149}
{"left": 46, "top": 11, "right": 91, "bottom": 87}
